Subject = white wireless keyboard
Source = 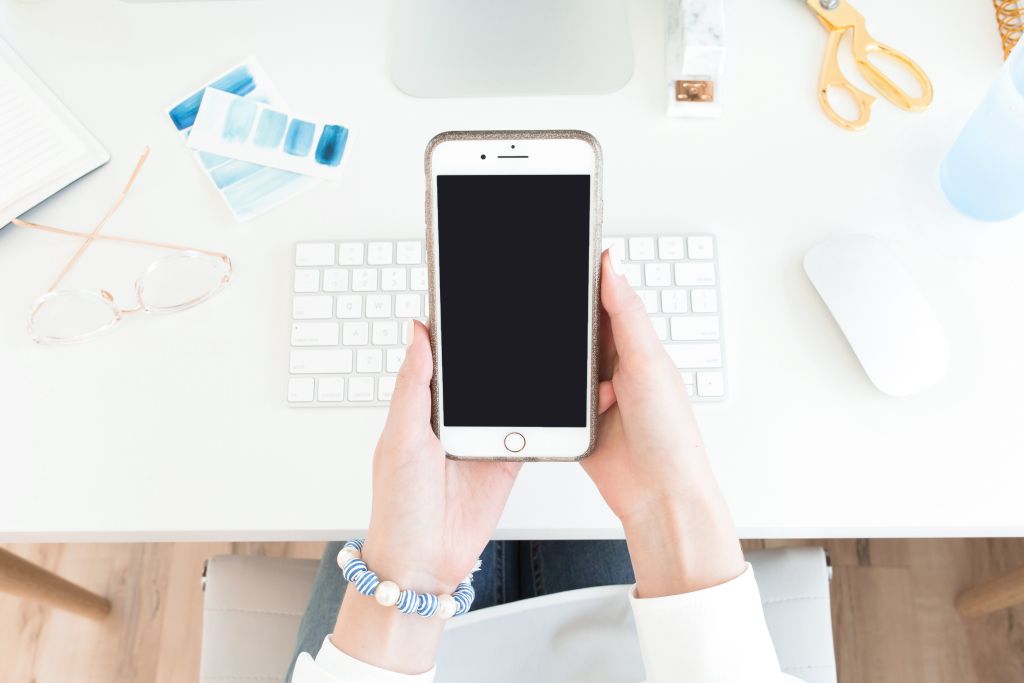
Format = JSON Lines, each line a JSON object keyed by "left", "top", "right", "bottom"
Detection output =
{"left": 287, "top": 235, "right": 727, "bottom": 406}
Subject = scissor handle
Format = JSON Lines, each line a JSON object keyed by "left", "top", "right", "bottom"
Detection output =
{"left": 850, "top": 30, "right": 933, "bottom": 112}
{"left": 817, "top": 27, "right": 877, "bottom": 131}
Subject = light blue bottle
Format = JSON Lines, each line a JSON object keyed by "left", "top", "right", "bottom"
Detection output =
{"left": 940, "top": 42, "right": 1024, "bottom": 221}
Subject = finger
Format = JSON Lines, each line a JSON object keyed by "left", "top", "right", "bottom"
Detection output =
{"left": 384, "top": 320, "right": 434, "bottom": 430}
{"left": 599, "top": 308, "right": 617, "bottom": 381}
{"left": 600, "top": 250, "right": 663, "bottom": 361}
{"left": 597, "top": 380, "right": 617, "bottom": 414}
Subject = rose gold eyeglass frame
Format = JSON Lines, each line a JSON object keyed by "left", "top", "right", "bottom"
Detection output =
{"left": 12, "top": 148, "right": 233, "bottom": 343}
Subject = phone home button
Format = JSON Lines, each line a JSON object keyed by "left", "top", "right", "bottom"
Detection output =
{"left": 503, "top": 432, "right": 526, "bottom": 453}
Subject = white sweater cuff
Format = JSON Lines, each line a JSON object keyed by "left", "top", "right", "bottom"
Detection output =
{"left": 291, "top": 636, "right": 436, "bottom": 683}
{"left": 628, "top": 563, "right": 783, "bottom": 683}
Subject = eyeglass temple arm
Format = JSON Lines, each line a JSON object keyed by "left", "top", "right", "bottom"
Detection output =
{"left": 12, "top": 219, "right": 232, "bottom": 264}
{"left": 39, "top": 148, "right": 151, "bottom": 292}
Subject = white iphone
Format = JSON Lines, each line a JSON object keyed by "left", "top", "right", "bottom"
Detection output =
{"left": 425, "top": 131, "right": 602, "bottom": 461}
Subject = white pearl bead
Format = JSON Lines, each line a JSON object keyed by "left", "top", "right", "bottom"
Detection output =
{"left": 436, "top": 594, "right": 457, "bottom": 619}
{"left": 336, "top": 547, "right": 360, "bottom": 569}
{"left": 374, "top": 580, "right": 400, "bottom": 607}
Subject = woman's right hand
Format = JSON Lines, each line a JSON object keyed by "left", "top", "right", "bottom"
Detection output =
{"left": 582, "top": 249, "right": 745, "bottom": 597}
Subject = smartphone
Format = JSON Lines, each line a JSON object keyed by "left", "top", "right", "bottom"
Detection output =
{"left": 425, "top": 130, "right": 602, "bottom": 461}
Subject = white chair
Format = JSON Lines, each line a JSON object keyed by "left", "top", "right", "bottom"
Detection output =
{"left": 199, "top": 546, "right": 837, "bottom": 683}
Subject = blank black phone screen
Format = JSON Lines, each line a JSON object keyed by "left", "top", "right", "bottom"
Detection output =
{"left": 436, "top": 174, "right": 591, "bottom": 427}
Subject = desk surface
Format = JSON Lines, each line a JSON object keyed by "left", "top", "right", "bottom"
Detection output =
{"left": 1, "top": 0, "right": 1022, "bottom": 542}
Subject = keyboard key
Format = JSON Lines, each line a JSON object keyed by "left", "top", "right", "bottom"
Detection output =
{"left": 290, "top": 349, "right": 353, "bottom": 374}
{"left": 317, "top": 377, "right": 345, "bottom": 402}
{"left": 295, "top": 243, "right": 334, "bottom": 267}
{"left": 629, "top": 237, "right": 656, "bottom": 260}
{"left": 378, "top": 376, "right": 397, "bottom": 401}
{"left": 696, "top": 371, "right": 725, "bottom": 397}
{"left": 342, "top": 322, "right": 369, "bottom": 346}
{"left": 294, "top": 269, "right": 320, "bottom": 293}
{"left": 395, "top": 293, "right": 422, "bottom": 318}
{"left": 368, "top": 242, "right": 394, "bottom": 265}
{"left": 348, "top": 377, "right": 375, "bottom": 401}
{"left": 338, "top": 243, "right": 364, "bottom": 265}
{"left": 292, "top": 322, "right": 339, "bottom": 346}
{"left": 637, "top": 290, "right": 658, "bottom": 314}
{"left": 621, "top": 264, "right": 642, "bottom": 288}
{"left": 336, "top": 295, "right": 362, "bottom": 319}
{"left": 352, "top": 269, "right": 378, "bottom": 292}
{"left": 658, "top": 236, "right": 685, "bottom": 260}
{"left": 602, "top": 237, "right": 626, "bottom": 261}
{"left": 401, "top": 320, "right": 415, "bottom": 345}
{"left": 661, "top": 290, "right": 689, "bottom": 314}
{"left": 366, "top": 294, "right": 392, "bottom": 318}
{"left": 323, "top": 269, "right": 349, "bottom": 292}
{"left": 287, "top": 377, "right": 315, "bottom": 402}
{"left": 372, "top": 321, "right": 399, "bottom": 345}
{"left": 681, "top": 371, "right": 696, "bottom": 385}
{"left": 687, "top": 236, "right": 714, "bottom": 260}
{"left": 644, "top": 263, "right": 672, "bottom": 287}
{"left": 410, "top": 267, "right": 428, "bottom": 291}
{"left": 666, "top": 343, "right": 722, "bottom": 369}
{"left": 675, "top": 262, "right": 716, "bottom": 286}
{"left": 691, "top": 289, "right": 718, "bottom": 313}
{"left": 357, "top": 349, "right": 384, "bottom": 373}
{"left": 293, "top": 295, "right": 334, "bottom": 320}
{"left": 381, "top": 267, "right": 407, "bottom": 291}
{"left": 386, "top": 348, "right": 406, "bottom": 372}
{"left": 651, "top": 317, "right": 668, "bottom": 341}
{"left": 397, "top": 241, "right": 422, "bottom": 264}
{"left": 671, "top": 316, "right": 720, "bottom": 341}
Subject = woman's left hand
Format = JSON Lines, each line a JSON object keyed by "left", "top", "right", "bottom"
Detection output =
{"left": 361, "top": 320, "right": 522, "bottom": 594}
{"left": 333, "top": 320, "right": 520, "bottom": 674}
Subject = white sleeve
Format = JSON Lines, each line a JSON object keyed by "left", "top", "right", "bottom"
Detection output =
{"left": 290, "top": 636, "right": 436, "bottom": 683}
{"left": 629, "top": 563, "right": 799, "bottom": 682}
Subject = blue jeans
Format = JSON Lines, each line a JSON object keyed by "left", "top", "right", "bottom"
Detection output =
{"left": 285, "top": 540, "right": 635, "bottom": 682}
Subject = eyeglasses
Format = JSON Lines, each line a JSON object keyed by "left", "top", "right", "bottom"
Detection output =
{"left": 12, "top": 148, "right": 232, "bottom": 344}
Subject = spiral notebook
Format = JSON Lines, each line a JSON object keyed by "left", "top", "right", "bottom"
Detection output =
{"left": 0, "top": 37, "right": 108, "bottom": 229}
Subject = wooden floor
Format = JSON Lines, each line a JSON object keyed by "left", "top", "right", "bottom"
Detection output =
{"left": 2, "top": 539, "right": 1024, "bottom": 683}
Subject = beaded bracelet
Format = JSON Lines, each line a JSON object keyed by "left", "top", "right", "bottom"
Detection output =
{"left": 336, "top": 538, "right": 478, "bottom": 619}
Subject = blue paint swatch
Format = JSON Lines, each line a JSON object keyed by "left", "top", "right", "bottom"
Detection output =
{"left": 198, "top": 150, "right": 231, "bottom": 169}
{"left": 315, "top": 125, "right": 348, "bottom": 167}
{"left": 253, "top": 109, "right": 288, "bottom": 148}
{"left": 210, "top": 158, "right": 265, "bottom": 189}
{"left": 168, "top": 65, "right": 256, "bottom": 131}
{"left": 283, "top": 119, "right": 315, "bottom": 156}
{"left": 223, "top": 97, "right": 257, "bottom": 143}
{"left": 222, "top": 166, "right": 307, "bottom": 216}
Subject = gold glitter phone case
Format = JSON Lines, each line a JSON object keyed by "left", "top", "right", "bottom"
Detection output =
{"left": 424, "top": 130, "right": 603, "bottom": 462}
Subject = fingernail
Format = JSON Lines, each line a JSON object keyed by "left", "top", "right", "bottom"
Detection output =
{"left": 608, "top": 248, "right": 623, "bottom": 276}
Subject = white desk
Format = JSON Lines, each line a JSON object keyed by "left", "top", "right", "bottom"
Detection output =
{"left": 1, "top": 0, "right": 1021, "bottom": 542}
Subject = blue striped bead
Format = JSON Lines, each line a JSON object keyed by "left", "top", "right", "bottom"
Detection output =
{"left": 396, "top": 589, "right": 418, "bottom": 614}
{"left": 453, "top": 594, "right": 471, "bottom": 615}
{"left": 344, "top": 539, "right": 364, "bottom": 551}
{"left": 354, "top": 569, "right": 380, "bottom": 596}
{"left": 415, "top": 593, "right": 439, "bottom": 617}
{"left": 342, "top": 559, "right": 367, "bottom": 583}
{"left": 452, "top": 582, "right": 475, "bottom": 615}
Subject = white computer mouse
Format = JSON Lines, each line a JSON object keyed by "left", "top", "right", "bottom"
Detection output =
{"left": 803, "top": 234, "right": 949, "bottom": 397}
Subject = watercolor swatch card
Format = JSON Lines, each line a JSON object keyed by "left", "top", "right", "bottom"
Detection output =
{"left": 166, "top": 58, "right": 319, "bottom": 221}
{"left": 188, "top": 89, "right": 349, "bottom": 181}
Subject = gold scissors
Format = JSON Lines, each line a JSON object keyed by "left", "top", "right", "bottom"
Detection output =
{"left": 804, "top": 0, "right": 933, "bottom": 131}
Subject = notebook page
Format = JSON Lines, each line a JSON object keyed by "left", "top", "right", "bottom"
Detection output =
{"left": 0, "top": 54, "right": 85, "bottom": 209}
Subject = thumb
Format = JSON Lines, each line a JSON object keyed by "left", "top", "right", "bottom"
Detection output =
{"left": 600, "top": 250, "right": 663, "bottom": 362}
{"left": 384, "top": 320, "right": 434, "bottom": 429}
